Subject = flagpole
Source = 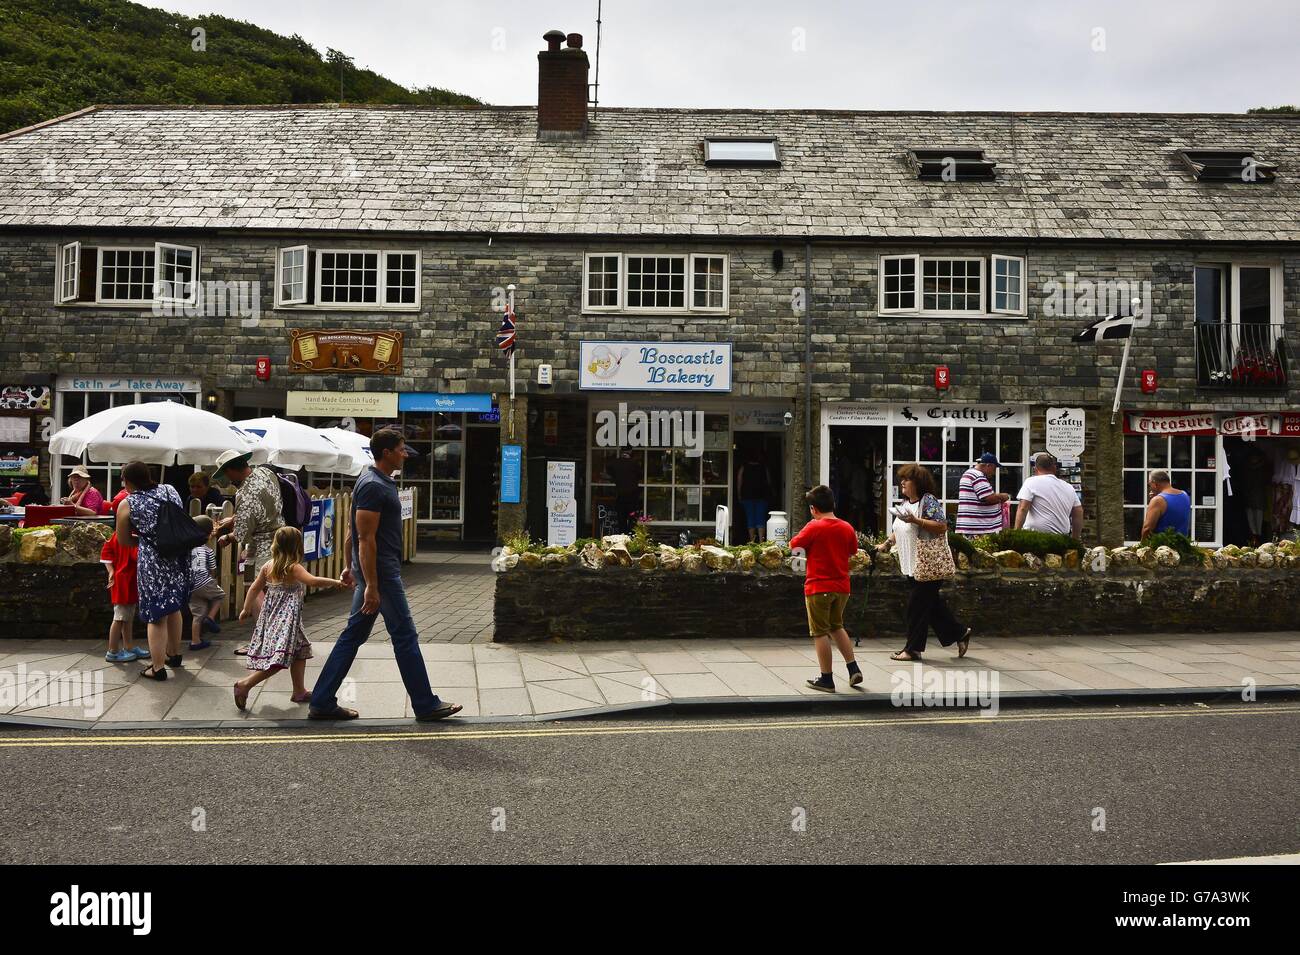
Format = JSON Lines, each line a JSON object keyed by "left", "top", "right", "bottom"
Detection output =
{"left": 507, "top": 284, "right": 516, "bottom": 439}
{"left": 1110, "top": 298, "right": 1141, "bottom": 425}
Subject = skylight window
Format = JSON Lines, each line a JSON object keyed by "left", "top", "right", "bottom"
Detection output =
{"left": 1178, "top": 149, "right": 1277, "bottom": 183}
{"left": 907, "top": 148, "right": 997, "bottom": 182}
{"left": 704, "top": 138, "right": 781, "bottom": 167}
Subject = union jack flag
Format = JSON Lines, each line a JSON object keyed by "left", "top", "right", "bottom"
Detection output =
{"left": 495, "top": 302, "right": 516, "bottom": 357}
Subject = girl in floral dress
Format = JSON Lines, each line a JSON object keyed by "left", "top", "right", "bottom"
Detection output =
{"left": 234, "top": 526, "right": 344, "bottom": 710}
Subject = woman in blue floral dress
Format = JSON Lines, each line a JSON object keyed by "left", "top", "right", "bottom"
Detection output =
{"left": 116, "top": 461, "right": 190, "bottom": 680}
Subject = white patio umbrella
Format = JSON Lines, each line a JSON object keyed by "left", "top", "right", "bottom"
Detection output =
{"left": 233, "top": 416, "right": 354, "bottom": 472}
{"left": 316, "top": 428, "right": 374, "bottom": 477}
{"left": 49, "top": 400, "right": 268, "bottom": 467}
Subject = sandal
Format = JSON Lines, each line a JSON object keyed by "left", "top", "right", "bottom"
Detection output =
{"left": 290, "top": 691, "right": 313, "bottom": 704}
{"left": 233, "top": 682, "right": 250, "bottom": 711}
{"left": 890, "top": 650, "right": 921, "bottom": 662}
{"left": 234, "top": 644, "right": 249, "bottom": 656}
{"left": 140, "top": 665, "right": 168, "bottom": 681}
{"left": 957, "top": 628, "right": 972, "bottom": 658}
{"left": 415, "top": 702, "right": 464, "bottom": 722}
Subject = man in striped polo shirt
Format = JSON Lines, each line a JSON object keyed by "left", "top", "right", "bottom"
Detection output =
{"left": 956, "top": 452, "right": 1010, "bottom": 537}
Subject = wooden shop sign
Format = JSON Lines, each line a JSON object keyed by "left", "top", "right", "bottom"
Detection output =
{"left": 290, "top": 330, "right": 403, "bottom": 375}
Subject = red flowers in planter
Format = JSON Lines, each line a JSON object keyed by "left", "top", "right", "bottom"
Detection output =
{"left": 1230, "top": 349, "right": 1286, "bottom": 387}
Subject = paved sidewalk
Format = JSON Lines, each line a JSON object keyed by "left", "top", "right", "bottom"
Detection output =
{"left": 227, "top": 550, "right": 496, "bottom": 645}
{"left": 2, "top": 631, "right": 1297, "bottom": 728}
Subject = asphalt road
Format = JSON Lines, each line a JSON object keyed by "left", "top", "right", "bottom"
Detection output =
{"left": 2, "top": 701, "right": 1297, "bottom": 864}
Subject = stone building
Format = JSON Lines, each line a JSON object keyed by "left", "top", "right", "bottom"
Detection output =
{"left": 0, "top": 31, "right": 1297, "bottom": 548}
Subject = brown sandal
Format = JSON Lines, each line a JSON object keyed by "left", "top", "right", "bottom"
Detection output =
{"left": 890, "top": 650, "right": 921, "bottom": 662}
{"left": 957, "top": 629, "right": 972, "bottom": 658}
{"left": 308, "top": 706, "right": 360, "bottom": 721}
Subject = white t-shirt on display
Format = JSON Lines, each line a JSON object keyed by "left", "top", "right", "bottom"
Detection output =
{"left": 1017, "top": 474, "right": 1079, "bottom": 535}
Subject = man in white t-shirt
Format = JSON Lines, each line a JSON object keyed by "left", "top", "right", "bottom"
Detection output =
{"left": 1015, "top": 452, "right": 1083, "bottom": 538}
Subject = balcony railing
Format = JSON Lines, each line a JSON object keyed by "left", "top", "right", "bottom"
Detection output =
{"left": 1196, "top": 322, "right": 1289, "bottom": 391}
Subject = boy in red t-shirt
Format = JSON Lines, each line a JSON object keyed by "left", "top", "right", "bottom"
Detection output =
{"left": 100, "top": 527, "right": 149, "bottom": 663}
{"left": 788, "top": 484, "right": 862, "bottom": 692}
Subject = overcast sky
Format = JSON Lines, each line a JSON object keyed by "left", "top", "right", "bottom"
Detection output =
{"left": 162, "top": 0, "right": 1297, "bottom": 112}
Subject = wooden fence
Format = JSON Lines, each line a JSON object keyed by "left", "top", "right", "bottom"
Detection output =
{"left": 192, "top": 489, "right": 418, "bottom": 621}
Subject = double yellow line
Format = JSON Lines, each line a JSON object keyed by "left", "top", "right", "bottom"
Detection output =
{"left": 0, "top": 703, "right": 1295, "bottom": 749}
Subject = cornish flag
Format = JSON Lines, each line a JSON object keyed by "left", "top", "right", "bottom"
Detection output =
{"left": 495, "top": 302, "right": 516, "bottom": 356}
{"left": 1072, "top": 313, "right": 1137, "bottom": 343}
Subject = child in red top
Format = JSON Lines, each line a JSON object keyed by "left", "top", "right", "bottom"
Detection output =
{"left": 100, "top": 529, "right": 149, "bottom": 663}
{"left": 788, "top": 484, "right": 862, "bottom": 692}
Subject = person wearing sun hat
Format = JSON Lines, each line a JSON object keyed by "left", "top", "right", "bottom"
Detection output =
{"left": 61, "top": 464, "right": 106, "bottom": 517}
{"left": 213, "top": 449, "right": 285, "bottom": 654}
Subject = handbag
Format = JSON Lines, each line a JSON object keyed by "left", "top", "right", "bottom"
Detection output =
{"left": 912, "top": 496, "right": 956, "bottom": 582}
{"left": 152, "top": 494, "right": 210, "bottom": 558}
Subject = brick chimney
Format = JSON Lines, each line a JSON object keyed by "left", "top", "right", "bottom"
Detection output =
{"left": 537, "top": 29, "right": 589, "bottom": 139}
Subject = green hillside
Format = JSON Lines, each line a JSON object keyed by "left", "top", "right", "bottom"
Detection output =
{"left": 0, "top": 0, "right": 481, "bottom": 134}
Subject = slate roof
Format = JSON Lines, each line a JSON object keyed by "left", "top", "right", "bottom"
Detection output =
{"left": 0, "top": 104, "right": 1297, "bottom": 242}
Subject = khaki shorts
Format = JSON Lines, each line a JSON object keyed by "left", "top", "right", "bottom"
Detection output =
{"left": 112, "top": 603, "right": 136, "bottom": 623}
{"left": 189, "top": 580, "right": 226, "bottom": 618}
{"left": 805, "top": 591, "right": 849, "bottom": 637}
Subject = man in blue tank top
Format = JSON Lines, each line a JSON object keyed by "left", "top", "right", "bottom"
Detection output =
{"left": 1141, "top": 469, "right": 1192, "bottom": 539}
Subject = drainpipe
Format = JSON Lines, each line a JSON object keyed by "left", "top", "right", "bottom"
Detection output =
{"left": 804, "top": 239, "right": 813, "bottom": 489}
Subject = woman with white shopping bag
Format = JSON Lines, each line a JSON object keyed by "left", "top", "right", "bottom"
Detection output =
{"left": 875, "top": 463, "right": 971, "bottom": 663}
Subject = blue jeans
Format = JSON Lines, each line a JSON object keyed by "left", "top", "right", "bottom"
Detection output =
{"left": 311, "top": 565, "right": 441, "bottom": 716}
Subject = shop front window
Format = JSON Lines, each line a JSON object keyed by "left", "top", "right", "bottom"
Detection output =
{"left": 1123, "top": 434, "right": 1219, "bottom": 545}
{"left": 589, "top": 408, "right": 730, "bottom": 526}
{"left": 55, "top": 389, "right": 199, "bottom": 501}
{"left": 892, "top": 423, "right": 1023, "bottom": 523}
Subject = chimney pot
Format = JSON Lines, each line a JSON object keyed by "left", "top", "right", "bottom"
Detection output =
{"left": 538, "top": 28, "right": 590, "bottom": 138}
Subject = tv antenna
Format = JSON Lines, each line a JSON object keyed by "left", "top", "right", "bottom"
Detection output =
{"left": 590, "top": 0, "right": 603, "bottom": 118}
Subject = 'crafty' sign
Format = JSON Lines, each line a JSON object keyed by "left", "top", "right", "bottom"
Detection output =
{"left": 579, "top": 341, "right": 732, "bottom": 392}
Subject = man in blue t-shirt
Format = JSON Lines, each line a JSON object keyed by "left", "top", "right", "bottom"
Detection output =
{"left": 310, "top": 428, "right": 462, "bottom": 722}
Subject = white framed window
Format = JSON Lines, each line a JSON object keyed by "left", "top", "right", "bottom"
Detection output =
{"left": 1123, "top": 433, "right": 1221, "bottom": 546}
{"left": 991, "top": 254, "right": 1025, "bottom": 314}
{"left": 922, "top": 257, "right": 984, "bottom": 314}
{"left": 690, "top": 254, "right": 728, "bottom": 311}
{"left": 626, "top": 255, "right": 687, "bottom": 310}
{"left": 154, "top": 242, "right": 198, "bottom": 305}
{"left": 879, "top": 254, "right": 920, "bottom": 312}
{"left": 584, "top": 253, "right": 622, "bottom": 310}
{"left": 57, "top": 241, "right": 80, "bottom": 303}
{"left": 384, "top": 251, "right": 419, "bottom": 306}
{"left": 310, "top": 249, "right": 420, "bottom": 309}
{"left": 276, "top": 245, "right": 309, "bottom": 306}
{"left": 317, "top": 250, "right": 378, "bottom": 306}
{"left": 96, "top": 248, "right": 156, "bottom": 304}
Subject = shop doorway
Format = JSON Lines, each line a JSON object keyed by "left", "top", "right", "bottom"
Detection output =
{"left": 463, "top": 427, "right": 500, "bottom": 541}
{"left": 1221, "top": 436, "right": 1300, "bottom": 546}
{"left": 732, "top": 432, "right": 784, "bottom": 543}
{"left": 828, "top": 425, "right": 888, "bottom": 537}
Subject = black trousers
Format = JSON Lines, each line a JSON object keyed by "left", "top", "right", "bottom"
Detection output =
{"left": 615, "top": 496, "right": 639, "bottom": 534}
{"left": 903, "top": 577, "right": 967, "bottom": 655}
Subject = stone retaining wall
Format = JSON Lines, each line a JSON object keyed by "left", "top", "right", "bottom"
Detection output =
{"left": 494, "top": 552, "right": 1300, "bottom": 642}
{"left": 0, "top": 562, "right": 113, "bottom": 639}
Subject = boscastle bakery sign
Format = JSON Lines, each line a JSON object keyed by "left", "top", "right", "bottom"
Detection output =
{"left": 579, "top": 341, "right": 732, "bottom": 392}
